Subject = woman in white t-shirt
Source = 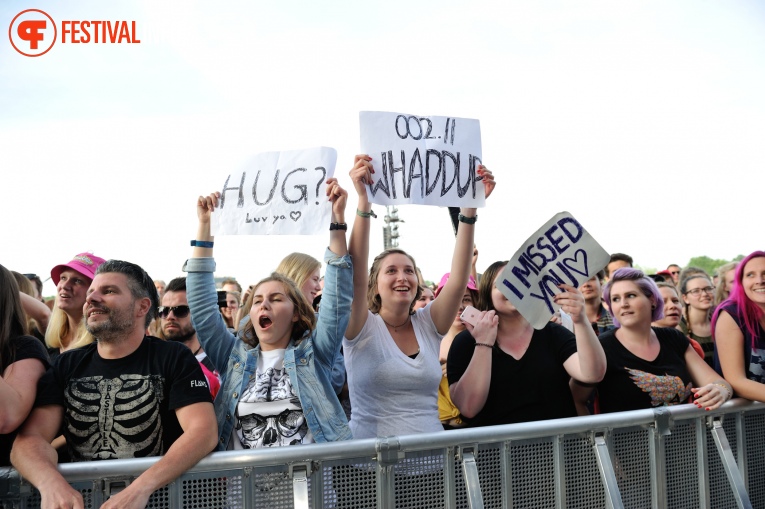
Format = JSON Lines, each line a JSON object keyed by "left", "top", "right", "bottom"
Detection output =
{"left": 343, "top": 154, "right": 495, "bottom": 438}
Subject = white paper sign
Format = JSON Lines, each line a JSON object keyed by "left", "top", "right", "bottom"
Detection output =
{"left": 359, "top": 111, "right": 484, "bottom": 207}
{"left": 496, "top": 212, "right": 610, "bottom": 330}
{"left": 211, "top": 147, "right": 336, "bottom": 235}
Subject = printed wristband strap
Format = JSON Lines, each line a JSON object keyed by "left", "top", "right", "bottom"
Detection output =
{"left": 329, "top": 222, "right": 348, "bottom": 231}
{"left": 458, "top": 213, "right": 478, "bottom": 224}
{"left": 356, "top": 209, "right": 377, "bottom": 218}
{"left": 190, "top": 240, "right": 214, "bottom": 248}
{"left": 474, "top": 342, "right": 493, "bottom": 348}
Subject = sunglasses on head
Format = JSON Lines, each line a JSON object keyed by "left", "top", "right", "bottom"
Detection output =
{"left": 157, "top": 305, "right": 190, "bottom": 318}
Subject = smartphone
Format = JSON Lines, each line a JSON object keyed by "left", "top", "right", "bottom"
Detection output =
{"left": 217, "top": 290, "right": 228, "bottom": 308}
{"left": 460, "top": 305, "right": 481, "bottom": 326}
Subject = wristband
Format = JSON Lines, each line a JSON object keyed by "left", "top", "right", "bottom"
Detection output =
{"left": 713, "top": 382, "right": 732, "bottom": 401}
{"left": 329, "top": 222, "right": 348, "bottom": 231}
{"left": 356, "top": 209, "right": 377, "bottom": 219}
{"left": 190, "top": 240, "right": 214, "bottom": 248}
{"left": 474, "top": 342, "right": 493, "bottom": 348}
{"left": 458, "top": 213, "right": 478, "bottom": 225}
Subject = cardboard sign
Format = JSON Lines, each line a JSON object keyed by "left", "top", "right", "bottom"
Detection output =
{"left": 211, "top": 147, "right": 336, "bottom": 235}
{"left": 496, "top": 212, "right": 610, "bottom": 329}
{"left": 359, "top": 111, "right": 484, "bottom": 207}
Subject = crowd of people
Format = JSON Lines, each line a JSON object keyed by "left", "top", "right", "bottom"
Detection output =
{"left": 2, "top": 155, "right": 763, "bottom": 506}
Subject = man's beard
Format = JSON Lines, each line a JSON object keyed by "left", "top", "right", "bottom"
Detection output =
{"left": 162, "top": 322, "right": 196, "bottom": 344}
{"left": 86, "top": 304, "right": 135, "bottom": 344}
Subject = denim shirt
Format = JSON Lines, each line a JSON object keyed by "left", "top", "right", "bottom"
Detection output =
{"left": 184, "top": 249, "right": 353, "bottom": 450}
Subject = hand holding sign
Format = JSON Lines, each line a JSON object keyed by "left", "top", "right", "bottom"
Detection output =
{"left": 496, "top": 212, "right": 610, "bottom": 329}
{"left": 359, "top": 111, "right": 485, "bottom": 207}
{"left": 552, "top": 284, "right": 587, "bottom": 325}
{"left": 211, "top": 147, "right": 337, "bottom": 236}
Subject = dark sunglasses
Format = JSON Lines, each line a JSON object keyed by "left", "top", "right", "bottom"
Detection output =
{"left": 157, "top": 305, "right": 191, "bottom": 318}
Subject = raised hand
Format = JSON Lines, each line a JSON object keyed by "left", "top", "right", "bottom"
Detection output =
{"left": 349, "top": 154, "right": 374, "bottom": 198}
{"left": 325, "top": 178, "right": 348, "bottom": 219}
{"left": 197, "top": 192, "right": 220, "bottom": 224}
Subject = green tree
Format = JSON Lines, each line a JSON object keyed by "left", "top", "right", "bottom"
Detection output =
{"left": 685, "top": 255, "right": 744, "bottom": 276}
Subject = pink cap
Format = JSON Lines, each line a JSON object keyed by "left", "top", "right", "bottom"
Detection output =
{"left": 51, "top": 253, "right": 106, "bottom": 285}
{"left": 435, "top": 272, "right": 478, "bottom": 297}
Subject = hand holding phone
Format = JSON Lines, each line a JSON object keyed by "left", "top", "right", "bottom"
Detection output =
{"left": 460, "top": 305, "right": 481, "bottom": 326}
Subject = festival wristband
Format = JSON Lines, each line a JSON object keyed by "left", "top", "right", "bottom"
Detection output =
{"left": 190, "top": 240, "right": 214, "bottom": 248}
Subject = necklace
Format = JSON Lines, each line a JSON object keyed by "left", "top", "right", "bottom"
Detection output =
{"left": 193, "top": 345, "right": 202, "bottom": 356}
{"left": 381, "top": 314, "right": 411, "bottom": 332}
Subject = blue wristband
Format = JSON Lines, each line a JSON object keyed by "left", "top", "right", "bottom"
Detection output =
{"left": 190, "top": 240, "right": 214, "bottom": 248}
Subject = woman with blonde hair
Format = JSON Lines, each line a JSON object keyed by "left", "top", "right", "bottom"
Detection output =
{"left": 344, "top": 154, "right": 495, "bottom": 438}
{"left": 715, "top": 262, "right": 739, "bottom": 308}
{"left": 45, "top": 253, "right": 105, "bottom": 360}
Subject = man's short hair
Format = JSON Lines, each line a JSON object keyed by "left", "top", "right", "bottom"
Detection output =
{"left": 96, "top": 260, "right": 158, "bottom": 327}
{"left": 165, "top": 277, "right": 187, "bottom": 294}
{"left": 609, "top": 253, "right": 634, "bottom": 266}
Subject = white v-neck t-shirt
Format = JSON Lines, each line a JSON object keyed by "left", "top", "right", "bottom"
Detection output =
{"left": 343, "top": 304, "right": 443, "bottom": 439}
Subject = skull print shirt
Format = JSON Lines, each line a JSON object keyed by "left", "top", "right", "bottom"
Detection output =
{"left": 232, "top": 348, "right": 313, "bottom": 449}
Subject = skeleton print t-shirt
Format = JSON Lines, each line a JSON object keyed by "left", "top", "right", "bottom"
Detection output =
{"left": 233, "top": 348, "right": 313, "bottom": 449}
{"left": 36, "top": 336, "right": 212, "bottom": 462}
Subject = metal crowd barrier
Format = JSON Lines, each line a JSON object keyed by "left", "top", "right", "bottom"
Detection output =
{"left": 1, "top": 398, "right": 764, "bottom": 508}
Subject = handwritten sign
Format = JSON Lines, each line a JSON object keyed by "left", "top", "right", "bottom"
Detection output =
{"left": 496, "top": 212, "right": 610, "bottom": 329}
{"left": 211, "top": 147, "right": 336, "bottom": 235}
{"left": 359, "top": 111, "right": 484, "bottom": 207}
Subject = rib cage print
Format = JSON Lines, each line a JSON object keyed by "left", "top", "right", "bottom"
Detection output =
{"left": 64, "top": 374, "right": 166, "bottom": 461}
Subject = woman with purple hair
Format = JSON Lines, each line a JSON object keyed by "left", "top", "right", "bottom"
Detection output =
{"left": 596, "top": 268, "right": 731, "bottom": 413}
{"left": 713, "top": 251, "right": 765, "bottom": 400}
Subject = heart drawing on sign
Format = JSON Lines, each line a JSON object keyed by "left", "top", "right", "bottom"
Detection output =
{"left": 562, "top": 249, "right": 589, "bottom": 278}
{"left": 290, "top": 211, "right": 302, "bottom": 222}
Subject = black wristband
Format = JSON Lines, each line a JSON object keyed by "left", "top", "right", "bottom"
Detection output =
{"left": 458, "top": 213, "right": 478, "bottom": 225}
{"left": 329, "top": 222, "right": 347, "bottom": 231}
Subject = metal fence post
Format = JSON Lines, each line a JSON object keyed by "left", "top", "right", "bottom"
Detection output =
{"left": 708, "top": 416, "right": 753, "bottom": 509}
{"left": 376, "top": 436, "right": 401, "bottom": 509}
{"left": 592, "top": 431, "right": 624, "bottom": 509}
{"left": 457, "top": 445, "right": 484, "bottom": 509}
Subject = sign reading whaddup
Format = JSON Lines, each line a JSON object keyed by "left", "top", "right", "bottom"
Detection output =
{"left": 211, "top": 147, "right": 336, "bottom": 235}
{"left": 496, "top": 212, "right": 610, "bottom": 329}
{"left": 359, "top": 111, "right": 484, "bottom": 207}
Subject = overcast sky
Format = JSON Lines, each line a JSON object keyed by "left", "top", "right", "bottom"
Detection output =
{"left": 2, "top": 0, "right": 764, "bottom": 297}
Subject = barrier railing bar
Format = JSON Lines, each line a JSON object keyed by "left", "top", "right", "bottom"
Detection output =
{"left": 376, "top": 437, "right": 399, "bottom": 509}
{"left": 553, "top": 434, "right": 564, "bottom": 509}
{"left": 2, "top": 400, "right": 764, "bottom": 508}
{"left": 735, "top": 412, "right": 748, "bottom": 492}
{"left": 291, "top": 465, "right": 309, "bottom": 509}
{"left": 649, "top": 408, "right": 670, "bottom": 509}
{"left": 648, "top": 427, "right": 663, "bottom": 509}
{"left": 458, "top": 446, "right": 484, "bottom": 509}
{"left": 443, "top": 446, "right": 456, "bottom": 509}
{"left": 708, "top": 417, "right": 753, "bottom": 509}
{"left": 592, "top": 432, "right": 624, "bottom": 509}
{"left": 503, "top": 440, "right": 512, "bottom": 509}
{"left": 696, "top": 417, "right": 710, "bottom": 508}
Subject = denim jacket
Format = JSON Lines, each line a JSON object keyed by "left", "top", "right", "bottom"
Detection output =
{"left": 184, "top": 249, "right": 353, "bottom": 450}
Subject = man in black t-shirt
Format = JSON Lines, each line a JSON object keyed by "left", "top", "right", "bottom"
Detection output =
{"left": 12, "top": 260, "right": 218, "bottom": 509}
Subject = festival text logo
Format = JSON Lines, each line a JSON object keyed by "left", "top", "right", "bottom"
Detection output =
{"left": 9, "top": 9, "right": 140, "bottom": 57}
